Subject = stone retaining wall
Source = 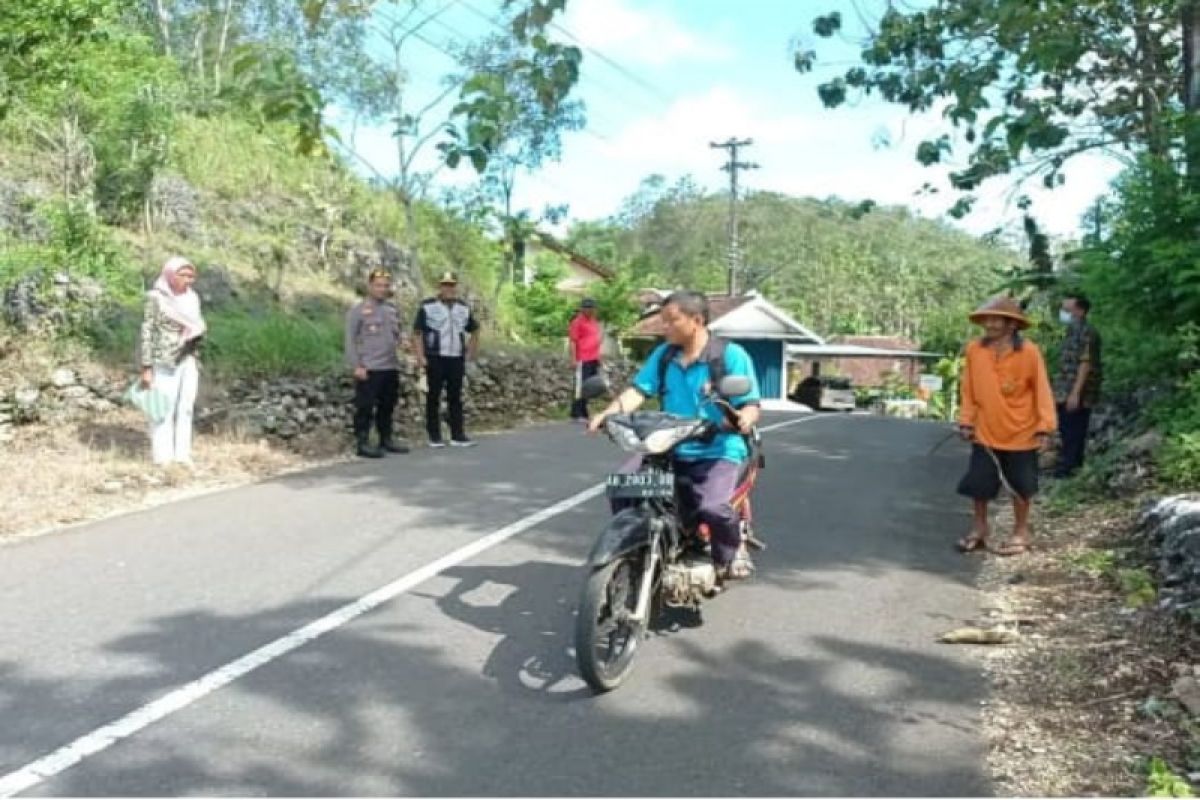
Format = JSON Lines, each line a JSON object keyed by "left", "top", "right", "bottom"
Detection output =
{"left": 0, "top": 354, "right": 634, "bottom": 446}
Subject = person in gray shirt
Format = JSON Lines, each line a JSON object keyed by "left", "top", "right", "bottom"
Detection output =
{"left": 345, "top": 268, "right": 409, "bottom": 458}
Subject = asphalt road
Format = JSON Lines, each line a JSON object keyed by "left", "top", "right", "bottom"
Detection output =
{"left": 0, "top": 413, "right": 990, "bottom": 796}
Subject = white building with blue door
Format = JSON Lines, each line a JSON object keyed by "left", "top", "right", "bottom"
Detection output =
{"left": 627, "top": 291, "right": 824, "bottom": 409}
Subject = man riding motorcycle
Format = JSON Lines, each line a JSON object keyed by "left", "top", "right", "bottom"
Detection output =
{"left": 588, "top": 290, "right": 762, "bottom": 581}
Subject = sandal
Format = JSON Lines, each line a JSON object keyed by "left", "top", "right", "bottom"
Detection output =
{"left": 719, "top": 551, "right": 755, "bottom": 581}
{"left": 956, "top": 532, "right": 988, "bottom": 553}
{"left": 992, "top": 539, "right": 1033, "bottom": 557}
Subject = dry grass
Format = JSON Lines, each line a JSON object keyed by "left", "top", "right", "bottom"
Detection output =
{"left": 0, "top": 408, "right": 349, "bottom": 541}
{"left": 977, "top": 497, "right": 1200, "bottom": 796}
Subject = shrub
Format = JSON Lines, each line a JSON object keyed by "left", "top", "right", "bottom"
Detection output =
{"left": 201, "top": 310, "right": 343, "bottom": 379}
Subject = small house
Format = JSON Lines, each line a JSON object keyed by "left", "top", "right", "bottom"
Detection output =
{"left": 789, "top": 335, "right": 938, "bottom": 390}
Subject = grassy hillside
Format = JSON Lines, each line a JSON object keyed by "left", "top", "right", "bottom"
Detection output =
{"left": 0, "top": 111, "right": 503, "bottom": 379}
{"left": 567, "top": 185, "right": 1018, "bottom": 355}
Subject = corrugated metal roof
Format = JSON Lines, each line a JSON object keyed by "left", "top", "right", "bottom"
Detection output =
{"left": 629, "top": 294, "right": 752, "bottom": 338}
{"left": 628, "top": 292, "right": 824, "bottom": 344}
{"left": 788, "top": 343, "right": 942, "bottom": 358}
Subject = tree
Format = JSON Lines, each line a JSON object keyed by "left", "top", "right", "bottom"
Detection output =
{"left": 277, "top": 0, "right": 582, "bottom": 172}
{"left": 438, "top": 0, "right": 581, "bottom": 173}
{"left": 446, "top": 27, "right": 585, "bottom": 296}
{"left": 326, "top": 0, "right": 469, "bottom": 286}
{"left": 566, "top": 179, "right": 1009, "bottom": 351}
{"left": 1184, "top": 0, "right": 1200, "bottom": 185}
{"left": 1, "top": 0, "right": 183, "bottom": 222}
{"left": 0, "top": 0, "right": 140, "bottom": 118}
{"left": 126, "top": 0, "right": 373, "bottom": 155}
{"left": 800, "top": 1, "right": 1186, "bottom": 219}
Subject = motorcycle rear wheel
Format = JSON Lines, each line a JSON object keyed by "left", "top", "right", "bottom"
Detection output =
{"left": 576, "top": 555, "right": 644, "bottom": 693}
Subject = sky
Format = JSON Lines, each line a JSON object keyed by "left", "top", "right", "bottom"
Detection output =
{"left": 333, "top": 0, "right": 1126, "bottom": 241}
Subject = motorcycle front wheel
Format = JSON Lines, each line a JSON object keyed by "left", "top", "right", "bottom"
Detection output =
{"left": 575, "top": 554, "right": 644, "bottom": 693}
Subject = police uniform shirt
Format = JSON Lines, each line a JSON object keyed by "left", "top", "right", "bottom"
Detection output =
{"left": 414, "top": 298, "right": 478, "bottom": 358}
{"left": 345, "top": 298, "right": 402, "bottom": 370}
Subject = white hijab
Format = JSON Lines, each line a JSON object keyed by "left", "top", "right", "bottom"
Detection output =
{"left": 152, "top": 256, "right": 207, "bottom": 341}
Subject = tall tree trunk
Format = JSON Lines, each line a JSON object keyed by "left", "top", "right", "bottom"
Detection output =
{"left": 154, "top": 0, "right": 173, "bottom": 56}
{"left": 1134, "top": 13, "right": 1168, "bottom": 159}
{"left": 502, "top": 176, "right": 524, "bottom": 287}
{"left": 492, "top": 177, "right": 522, "bottom": 311}
{"left": 395, "top": 102, "right": 422, "bottom": 287}
{"left": 192, "top": 17, "right": 207, "bottom": 85}
{"left": 389, "top": 33, "right": 424, "bottom": 289}
{"left": 213, "top": 0, "right": 236, "bottom": 96}
{"left": 1184, "top": 1, "right": 1200, "bottom": 188}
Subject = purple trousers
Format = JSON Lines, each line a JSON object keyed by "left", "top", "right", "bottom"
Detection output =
{"left": 611, "top": 457, "right": 743, "bottom": 567}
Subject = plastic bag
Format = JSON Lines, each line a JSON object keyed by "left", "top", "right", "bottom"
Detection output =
{"left": 124, "top": 380, "right": 172, "bottom": 424}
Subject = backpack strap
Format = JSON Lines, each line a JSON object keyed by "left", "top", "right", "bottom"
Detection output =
{"left": 656, "top": 344, "right": 680, "bottom": 401}
{"left": 656, "top": 337, "right": 729, "bottom": 400}
{"left": 707, "top": 337, "right": 728, "bottom": 390}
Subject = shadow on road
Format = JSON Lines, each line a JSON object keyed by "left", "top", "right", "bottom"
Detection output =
{"left": 4, "top": 590, "right": 988, "bottom": 796}
{"left": 1, "top": 415, "right": 992, "bottom": 796}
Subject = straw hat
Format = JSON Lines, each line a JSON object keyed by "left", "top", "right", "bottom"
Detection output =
{"left": 969, "top": 295, "right": 1030, "bottom": 330}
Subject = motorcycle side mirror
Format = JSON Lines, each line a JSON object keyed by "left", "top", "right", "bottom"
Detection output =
{"left": 580, "top": 374, "right": 611, "bottom": 400}
{"left": 717, "top": 375, "right": 751, "bottom": 398}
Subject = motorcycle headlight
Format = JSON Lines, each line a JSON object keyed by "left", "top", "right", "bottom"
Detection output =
{"left": 606, "top": 419, "right": 646, "bottom": 452}
{"left": 643, "top": 424, "right": 701, "bottom": 454}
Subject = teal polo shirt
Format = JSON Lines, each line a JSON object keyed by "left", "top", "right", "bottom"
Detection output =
{"left": 632, "top": 337, "right": 762, "bottom": 463}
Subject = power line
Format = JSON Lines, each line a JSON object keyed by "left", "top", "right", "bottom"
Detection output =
{"left": 423, "top": 15, "right": 615, "bottom": 144}
{"left": 367, "top": 3, "right": 608, "bottom": 203}
{"left": 710, "top": 137, "right": 759, "bottom": 296}
{"left": 453, "top": 0, "right": 667, "bottom": 118}
{"left": 510, "top": 1, "right": 674, "bottom": 106}
{"left": 438, "top": 1, "right": 630, "bottom": 140}
{"left": 546, "top": 21, "right": 672, "bottom": 105}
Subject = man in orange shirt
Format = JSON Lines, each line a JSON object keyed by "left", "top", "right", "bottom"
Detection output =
{"left": 956, "top": 296, "right": 1057, "bottom": 556}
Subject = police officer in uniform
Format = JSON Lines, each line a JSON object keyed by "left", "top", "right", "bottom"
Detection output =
{"left": 345, "top": 268, "right": 410, "bottom": 458}
{"left": 412, "top": 270, "right": 480, "bottom": 447}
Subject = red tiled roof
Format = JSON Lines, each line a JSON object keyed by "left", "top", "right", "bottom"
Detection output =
{"left": 833, "top": 334, "right": 918, "bottom": 351}
{"left": 628, "top": 294, "right": 752, "bottom": 338}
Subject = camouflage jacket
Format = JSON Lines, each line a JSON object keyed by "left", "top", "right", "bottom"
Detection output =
{"left": 139, "top": 292, "right": 201, "bottom": 368}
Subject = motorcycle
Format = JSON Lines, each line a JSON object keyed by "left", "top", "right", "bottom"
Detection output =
{"left": 574, "top": 373, "right": 764, "bottom": 693}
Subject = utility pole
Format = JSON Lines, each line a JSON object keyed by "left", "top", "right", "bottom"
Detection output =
{"left": 710, "top": 137, "right": 758, "bottom": 296}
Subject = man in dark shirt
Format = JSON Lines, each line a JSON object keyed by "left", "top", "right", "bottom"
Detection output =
{"left": 412, "top": 271, "right": 480, "bottom": 448}
{"left": 1053, "top": 293, "right": 1103, "bottom": 478}
{"left": 345, "top": 268, "right": 409, "bottom": 458}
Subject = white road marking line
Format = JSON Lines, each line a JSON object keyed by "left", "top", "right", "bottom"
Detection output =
{"left": 0, "top": 414, "right": 825, "bottom": 797}
{"left": 761, "top": 414, "right": 824, "bottom": 434}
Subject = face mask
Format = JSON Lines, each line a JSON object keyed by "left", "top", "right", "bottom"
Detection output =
{"left": 1059, "top": 310, "right": 1075, "bottom": 325}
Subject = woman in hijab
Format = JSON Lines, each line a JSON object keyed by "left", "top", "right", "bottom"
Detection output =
{"left": 139, "top": 256, "right": 207, "bottom": 466}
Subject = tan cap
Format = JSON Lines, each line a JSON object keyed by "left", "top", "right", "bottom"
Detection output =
{"left": 969, "top": 295, "right": 1030, "bottom": 330}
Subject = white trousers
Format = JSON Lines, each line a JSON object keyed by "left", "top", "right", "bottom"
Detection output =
{"left": 150, "top": 356, "right": 198, "bottom": 465}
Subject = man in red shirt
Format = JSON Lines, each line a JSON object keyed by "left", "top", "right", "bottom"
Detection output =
{"left": 568, "top": 297, "right": 603, "bottom": 421}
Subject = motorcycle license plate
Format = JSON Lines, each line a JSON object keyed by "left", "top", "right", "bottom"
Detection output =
{"left": 606, "top": 470, "right": 674, "bottom": 500}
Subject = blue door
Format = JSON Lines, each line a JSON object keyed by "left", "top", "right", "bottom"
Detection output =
{"left": 733, "top": 339, "right": 782, "bottom": 400}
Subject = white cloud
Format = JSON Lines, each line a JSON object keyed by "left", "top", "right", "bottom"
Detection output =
{"left": 561, "top": 0, "right": 735, "bottom": 67}
{"left": 517, "top": 85, "right": 1123, "bottom": 240}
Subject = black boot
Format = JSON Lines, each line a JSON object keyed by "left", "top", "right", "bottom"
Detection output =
{"left": 380, "top": 438, "right": 409, "bottom": 454}
{"left": 356, "top": 437, "right": 383, "bottom": 459}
